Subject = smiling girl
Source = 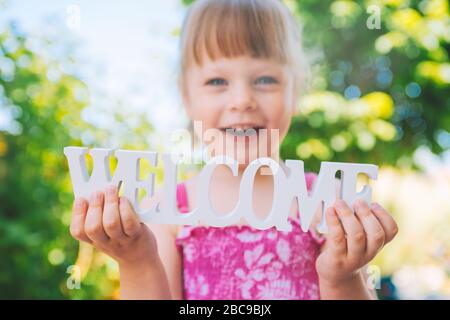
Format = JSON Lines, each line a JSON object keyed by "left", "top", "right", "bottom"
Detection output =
{"left": 69, "top": 0, "right": 398, "bottom": 300}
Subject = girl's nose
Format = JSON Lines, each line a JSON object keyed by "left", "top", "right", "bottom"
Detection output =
{"left": 228, "top": 83, "right": 257, "bottom": 112}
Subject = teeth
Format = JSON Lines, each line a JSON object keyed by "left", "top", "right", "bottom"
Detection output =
{"left": 235, "top": 128, "right": 245, "bottom": 136}
{"left": 223, "top": 127, "right": 259, "bottom": 137}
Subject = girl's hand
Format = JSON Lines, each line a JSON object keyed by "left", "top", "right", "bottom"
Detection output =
{"left": 316, "top": 199, "right": 398, "bottom": 288}
{"left": 69, "top": 185, "right": 159, "bottom": 268}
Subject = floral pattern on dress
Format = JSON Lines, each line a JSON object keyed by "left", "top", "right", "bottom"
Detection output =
{"left": 175, "top": 172, "right": 324, "bottom": 300}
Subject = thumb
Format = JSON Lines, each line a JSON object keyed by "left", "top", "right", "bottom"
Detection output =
{"left": 118, "top": 197, "right": 141, "bottom": 238}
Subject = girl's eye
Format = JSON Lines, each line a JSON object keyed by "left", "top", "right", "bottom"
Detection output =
{"left": 255, "top": 76, "right": 278, "bottom": 85}
{"left": 206, "top": 78, "right": 227, "bottom": 86}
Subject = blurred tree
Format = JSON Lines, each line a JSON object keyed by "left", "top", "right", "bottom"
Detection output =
{"left": 282, "top": 0, "right": 449, "bottom": 172}
{"left": 0, "top": 20, "right": 156, "bottom": 298}
{"left": 0, "top": 21, "right": 91, "bottom": 298}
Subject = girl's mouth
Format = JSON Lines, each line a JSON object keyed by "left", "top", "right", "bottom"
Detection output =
{"left": 218, "top": 125, "right": 266, "bottom": 137}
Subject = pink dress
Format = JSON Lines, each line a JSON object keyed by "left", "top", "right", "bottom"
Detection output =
{"left": 175, "top": 173, "right": 325, "bottom": 300}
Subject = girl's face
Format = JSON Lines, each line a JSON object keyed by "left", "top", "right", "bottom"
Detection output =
{"left": 183, "top": 54, "right": 297, "bottom": 166}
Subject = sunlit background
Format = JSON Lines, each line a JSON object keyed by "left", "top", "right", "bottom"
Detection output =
{"left": 0, "top": 0, "right": 449, "bottom": 299}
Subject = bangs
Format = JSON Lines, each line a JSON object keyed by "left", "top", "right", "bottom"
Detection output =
{"left": 178, "top": 0, "right": 309, "bottom": 96}
{"left": 182, "top": 0, "right": 291, "bottom": 68}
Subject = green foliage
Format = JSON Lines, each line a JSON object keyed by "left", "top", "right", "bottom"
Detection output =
{"left": 0, "top": 23, "right": 89, "bottom": 298}
{"left": 281, "top": 0, "right": 450, "bottom": 172}
{"left": 0, "top": 19, "right": 159, "bottom": 298}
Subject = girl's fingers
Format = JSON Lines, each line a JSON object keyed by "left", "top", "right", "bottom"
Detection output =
{"left": 353, "top": 199, "right": 385, "bottom": 258}
{"left": 119, "top": 196, "right": 141, "bottom": 238}
{"left": 70, "top": 197, "right": 92, "bottom": 244}
{"left": 371, "top": 202, "right": 399, "bottom": 244}
{"left": 85, "top": 191, "right": 110, "bottom": 244}
{"left": 325, "top": 206, "right": 347, "bottom": 255}
{"left": 335, "top": 199, "right": 366, "bottom": 261}
{"left": 103, "top": 185, "right": 126, "bottom": 240}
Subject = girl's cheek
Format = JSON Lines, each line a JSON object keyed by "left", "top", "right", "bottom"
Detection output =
{"left": 264, "top": 98, "right": 293, "bottom": 137}
{"left": 261, "top": 93, "right": 289, "bottom": 116}
{"left": 190, "top": 99, "right": 223, "bottom": 128}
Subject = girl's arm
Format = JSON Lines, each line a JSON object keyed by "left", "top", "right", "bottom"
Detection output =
{"left": 69, "top": 185, "right": 174, "bottom": 300}
{"left": 311, "top": 215, "right": 376, "bottom": 299}
{"left": 134, "top": 193, "right": 184, "bottom": 300}
{"left": 119, "top": 223, "right": 182, "bottom": 299}
{"left": 310, "top": 179, "right": 393, "bottom": 299}
{"left": 316, "top": 199, "right": 398, "bottom": 300}
{"left": 318, "top": 266, "right": 376, "bottom": 300}
{"left": 144, "top": 223, "right": 184, "bottom": 299}
{"left": 120, "top": 254, "right": 172, "bottom": 299}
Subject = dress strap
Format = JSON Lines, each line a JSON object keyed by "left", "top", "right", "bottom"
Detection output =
{"left": 176, "top": 182, "right": 189, "bottom": 213}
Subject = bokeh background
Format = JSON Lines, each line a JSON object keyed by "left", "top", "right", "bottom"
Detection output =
{"left": 0, "top": 0, "right": 449, "bottom": 299}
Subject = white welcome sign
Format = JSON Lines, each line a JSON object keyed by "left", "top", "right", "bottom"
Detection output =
{"left": 64, "top": 147, "right": 378, "bottom": 233}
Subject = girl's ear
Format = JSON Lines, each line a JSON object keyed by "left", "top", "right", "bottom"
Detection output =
{"left": 291, "top": 102, "right": 299, "bottom": 117}
{"left": 290, "top": 91, "right": 300, "bottom": 117}
{"left": 178, "top": 76, "right": 192, "bottom": 115}
{"left": 289, "top": 77, "right": 300, "bottom": 117}
{"left": 182, "top": 90, "right": 193, "bottom": 117}
{"left": 181, "top": 90, "right": 189, "bottom": 109}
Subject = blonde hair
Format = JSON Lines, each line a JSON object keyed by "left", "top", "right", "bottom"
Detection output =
{"left": 177, "top": 0, "right": 310, "bottom": 98}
